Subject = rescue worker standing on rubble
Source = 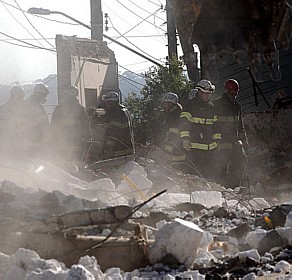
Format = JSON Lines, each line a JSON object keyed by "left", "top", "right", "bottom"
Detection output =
{"left": 0, "top": 86, "right": 25, "bottom": 158}
{"left": 18, "top": 83, "right": 50, "bottom": 159}
{"left": 160, "top": 92, "right": 185, "bottom": 170}
{"left": 180, "top": 79, "right": 221, "bottom": 180}
{"left": 50, "top": 85, "right": 91, "bottom": 162}
{"left": 214, "top": 79, "right": 248, "bottom": 189}
{"left": 101, "top": 91, "right": 134, "bottom": 159}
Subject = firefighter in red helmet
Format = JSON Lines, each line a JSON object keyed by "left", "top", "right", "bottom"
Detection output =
{"left": 214, "top": 79, "right": 248, "bottom": 189}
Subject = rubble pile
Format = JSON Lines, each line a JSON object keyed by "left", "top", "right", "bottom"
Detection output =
{"left": 0, "top": 157, "right": 291, "bottom": 279}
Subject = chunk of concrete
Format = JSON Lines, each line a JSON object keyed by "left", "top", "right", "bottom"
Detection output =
{"left": 191, "top": 191, "right": 222, "bottom": 208}
{"left": 116, "top": 170, "right": 152, "bottom": 200}
{"left": 245, "top": 229, "right": 266, "bottom": 249}
{"left": 149, "top": 218, "right": 204, "bottom": 267}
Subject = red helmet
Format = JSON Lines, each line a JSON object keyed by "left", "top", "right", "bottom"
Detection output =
{"left": 224, "top": 79, "right": 239, "bottom": 91}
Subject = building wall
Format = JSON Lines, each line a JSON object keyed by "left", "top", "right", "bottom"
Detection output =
{"left": 210, "top": 45, "right": 292, "bottom": 113}
{"left": 56, "top": 35, "right": 119, "bottom": 107}
{"left": 243, "top": 109, "right": 292, "bottom": 150}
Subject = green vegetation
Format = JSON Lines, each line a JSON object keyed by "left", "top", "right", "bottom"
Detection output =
{"left": 124, "top": 58, "right": 193, "bottom": 145}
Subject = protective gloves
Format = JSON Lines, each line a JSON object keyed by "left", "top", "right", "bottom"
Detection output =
{"left": 182, "top": 139, "right": 191, "bottom": 151}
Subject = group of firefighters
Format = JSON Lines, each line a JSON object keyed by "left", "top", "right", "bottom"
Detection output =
{"left": 0, "top": 78, "right": 247, "bottom": 189}
{"left": 160, "top": 79, "right": 248, "bottom": 189}
{"left": 0, "top": 84, "right": 134, "bottom": 165}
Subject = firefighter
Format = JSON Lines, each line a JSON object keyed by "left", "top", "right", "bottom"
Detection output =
{"left": 17, "top": 83, "right": 50, "bottom": 159}
{"left": 180, "top": 79, "right": 220, "bottom": 180}
{"left": 160, "top": 92, "right": 185, "bottom": 170}
{"left": 0, "top": 86, "right": 25, "bottom": 158}
{"left": 50, "top": 85, "right": 91, "bottom": 162}
{"left": 101, "top": 91, "right": 134, "bottom": 159}
{"left": 214, "top": 79, "right": 248, "bottom": 189}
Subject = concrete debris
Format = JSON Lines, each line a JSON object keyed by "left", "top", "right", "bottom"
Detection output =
{"left": 0, "top": 155, "right": 292, "bottom": 279}
{"left": 149, "top": 218, "right": 205, "bottom": 267}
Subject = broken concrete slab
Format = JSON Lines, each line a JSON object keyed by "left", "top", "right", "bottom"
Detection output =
{"left": 149, "top": 218, "right": 204, "bottom": 267}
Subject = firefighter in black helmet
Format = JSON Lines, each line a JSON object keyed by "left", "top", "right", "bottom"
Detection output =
{"left": 101, "top": 91, "right": 134, "bottom": 159}
{"left": 16, "top": 83, "right": 50, "bottom": 159}
{"left": 180, "top": 79, "right": 221, "bottom": 180}
{"left": 0, "top": 86, "right": 25, "bottom": 158}
{"left": 160, "top": 92, "right": 186, "bottom": 170}
{"left": 50, "top": 85, "right": 91, "bottom": 162}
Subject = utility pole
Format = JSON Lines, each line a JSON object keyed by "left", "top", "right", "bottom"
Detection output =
{"left": 90, "top": 0, "right": 103, "bottom": 40}
{"left": 166, "top": 0, "right": 178, "bottom": 62}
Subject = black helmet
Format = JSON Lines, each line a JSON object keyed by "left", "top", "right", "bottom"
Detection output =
{"left": 10, "top": 86, "right": 25, "bottom": 98}
{"left": 33, "top": 83, "right": 49, "bottom": 97}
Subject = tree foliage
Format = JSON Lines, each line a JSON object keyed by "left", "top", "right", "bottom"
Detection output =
{"left": 124, "top": 58, "right": 193, "bottom": 145}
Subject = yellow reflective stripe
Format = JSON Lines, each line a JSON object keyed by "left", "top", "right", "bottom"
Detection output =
{"left": 172, "top": 154, "right": 186, "bottom": 161}
{"left": 190, "top": 142, "right": 218, "bottom": 150}
{"left": 180, "top": 112, "right": 192, "bottom": 122}
{"left": 168, "top": 128, "right": 180, "bottom": 135}
{"left": 164, "top": 144, "right": 174, "bottom": 153}
{"left": 219, "top": 143, "right": 233, "bottom": 150}
{"left": 180, "top": 131, "right": 190, "bottom": 138}
{"left": 209, "top": 142, "right": 218, "bottom": 150}
{"left": 212, "top": 133, "right": 222, "bottom": 140}
{"left": 218, "top": 116, "right": 239, "bottom": 122}
{"left": 205, "top": 118, "right": 214, "bottom": 124}
{"left": 192, "top": 117, "right": 205, "bottom": 124}
{"left": 213, "top": 115, "right": 218, "bottom": 122}
{"left": 191, "top": 117, "right": 216, "bottom": 125}
{"left": 191, "top": 143, "right": 208, "bottom": 150}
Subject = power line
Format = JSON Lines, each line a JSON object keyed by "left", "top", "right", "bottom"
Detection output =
{"left": 114, "top": 0, "right": 165, "bottom": 32}
{"left": 126, "top": 0, "right": 165, "bottom": 21}
{"left": 108, "top": 16, "right": 163, "bottom": 64}
{"left": 13, "top": 0, "right": 55, "bottom": 50}
{"left": 147, "top": 0, "right": 163, "bottom": 8}
{"left": 0, "top": 38, "right": 45, "bottom": 49}
{"left": 118, "top": 74, "right": 142, "bottom": 91}
{"left": 1, "top": 1, "right": 48, "bottom": 50}
{"left": 118, "top": 74, "right": 145, "bottom": 87}
{"left": 108, "top": 7, "right": 162, "bottom": 45}
{"left": 3, "top": 37, "right": 55, "bottom": 41}
{"left": 118, "top": 65, "right": 145, "bottom": 78}
{"left": 0, "top": 0, "right": 79, "bottom": 26}
{"left": 0, "top": 31, "right": 56, "bottom": 52}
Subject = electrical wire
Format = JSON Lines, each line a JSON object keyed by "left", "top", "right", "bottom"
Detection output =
{"left": 118, "top": 74, "right": 145, "bottom": 87}
{"left": 0, "top": 0, "right": 78, "bottom": 26}
{"left": 1, "top": 1, "right": 48, "bottom": 50}
{"left": 126, "top": 0, "right": 165, "bottom": 21}
{"left": 124, "top": 60, "right": 150, "bottom": 66}
{"left": 3, "top": 37, "right": 55, "bottom": 41}
{"left": 147, "top": 0, "right": 163, "bottom": 8}
{"left": 118, "top": 65, "right": 145, "bottom": 78}
{"left": 0, "top": 31, "right": 56, "bottom": 52}
{"left": 0, "top": 38, "right": 45, "bottom": 49}
{"left": 108, "top": 16, "right": 164, "bottom": 63}
{"left": 114, "top": 0, "right": 165, "bottom": 32}
{"left": 108, "top": 7, "right": 162, "bottom": 45}
{"left": 13, "top": 0, "right": 55, "bottom": 50}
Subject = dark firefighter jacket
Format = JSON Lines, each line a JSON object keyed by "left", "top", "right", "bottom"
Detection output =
{"left": 213, "top": 93, "right": 248, "bottom": 149}
{"left": 0, "top": 98, "right": 24, "bottom": 156}
{"left": 18, "top": 96, "right": 50, "bottom": 157}
{"left": 103, "top": 104, "right": 134, "bottom": 159}
{"left": 180, "top": 96, "right": 221, "bottom": 151}
{"left": 161, "top": 103, "right": 185, "bottom": 162}
{"left": 50, "top": 96, "right": 91, "bottom": 161}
